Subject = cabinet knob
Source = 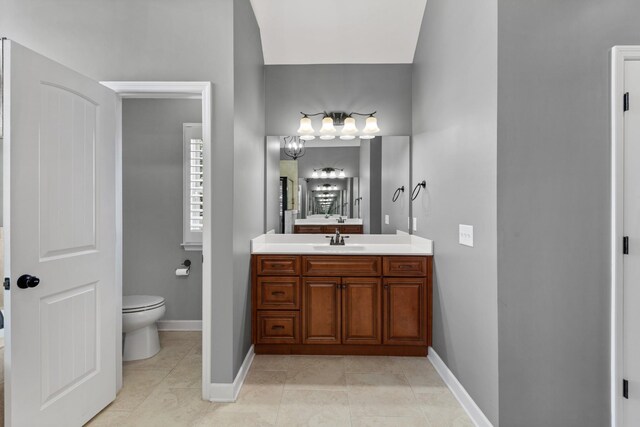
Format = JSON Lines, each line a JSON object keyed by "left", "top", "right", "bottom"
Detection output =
{"left": 384, "top": 285, "right": 389, "bottom": 290}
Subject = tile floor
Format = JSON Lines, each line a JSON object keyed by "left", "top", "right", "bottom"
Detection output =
{"left": 87, "top": 332, "right": 472, "bottom": 426}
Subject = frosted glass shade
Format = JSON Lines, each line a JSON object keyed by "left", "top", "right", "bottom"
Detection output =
{"left": 363, "top": 116, "right": 380, "bottom": 134}
{"left": 320, "top": 135, "right": 336, "bottom": 140}
{"left": 299, "top": 134, "right": 316, "bottom": 141}
{"left": 320, "top": 117, "right": 336, "bottom": 134}
{"left": 339, "top": 170, "right": 346, "bottom": 178}
{"left": 297, "top": 116, "right": 314, "bottom": 134}
{"left": 312, "top": 170, "right": 319, "bottom": 178}
{"left": 329, "top": 170, "right": 337, "bottom": 178}
{"left": 321, "top": 170, "right": 328, "bottom": 178}
{"left": 342, "top": 117, "right": 358, "bottom": 135}
{"left": 359, "top": 135, "right": 375, "bottom": 140}
{"left": 340, "top": 135, "right": 356, "bottom": 140}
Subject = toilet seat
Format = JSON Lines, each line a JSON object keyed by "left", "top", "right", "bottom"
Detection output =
{"left": 123, "top": 295, "right": 165, "bottom": 314}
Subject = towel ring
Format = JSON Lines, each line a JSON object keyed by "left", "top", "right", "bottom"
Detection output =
{"left": 392, "top": 186, "right": 405, "bottom": 202}
{"left": 411, "top": 181, "right": 426, "bottom": 201}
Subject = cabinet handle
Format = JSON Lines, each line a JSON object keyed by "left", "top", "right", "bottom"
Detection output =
{"left": 271, "top": 291, "right": 285, "bottom": 296}
{"left": 271, "top": 264, "right": 285, "bottom": 268}
{"left": 399, "top": 265, "right": 412, "bottom": 269}
{"left": 271, "top": 325, "right": 285, "bottom": 330}
{"left": 384, "top": 285, "right": 389, "bottom": 290}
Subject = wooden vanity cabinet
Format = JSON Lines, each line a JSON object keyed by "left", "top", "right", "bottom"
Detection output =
{"left": 293, "top": 224, "right": 364, "bottom": 234}
{"left": 252, "top": 254, "right": 431, "bottom": 356}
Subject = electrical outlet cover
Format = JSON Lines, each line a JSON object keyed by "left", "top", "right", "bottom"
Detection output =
{"left": 385, "top": 215, "right": 390, "bottom": 225}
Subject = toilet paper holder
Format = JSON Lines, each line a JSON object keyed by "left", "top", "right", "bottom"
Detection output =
{"left": 176, "top": 259, "right": 191, "bottom": 277}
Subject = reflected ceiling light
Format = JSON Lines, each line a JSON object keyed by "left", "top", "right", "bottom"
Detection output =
{"left": 312, "top": 170, "right": 319, "bottom": 178}
{"left": 296, "top": 111, "right": 380, "bottom": 140}
{"left": 332, "top": 185, "right": 338, "bottom": 190}
{"left": 282, "top": 136, "right": 305, "bottom": 160}
{"left": 329, "top": 169, "right": 337, "bottom": 179}
{"left": 321, "top": 170, "right": 328, "bottom": 179}
{"left": 339, "top": 169, "right": 346, "bottom": 178}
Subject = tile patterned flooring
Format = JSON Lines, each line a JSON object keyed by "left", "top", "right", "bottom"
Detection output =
{"left": 87, "top": 332, "right": 472, "bottom": 426}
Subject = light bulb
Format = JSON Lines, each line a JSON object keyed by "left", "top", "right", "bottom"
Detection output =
{"left": 333, "top": 186, "right": 338, "bottom": 190}
{"left": 339, "top": 170, "right": 346, "bottom": 178}
{"left": 297, "top": 116, "right": 314, "bottom": 135}
{"left": 362, "top": 116, "right": 380, "bottom": 134}
{"left": 321, "top": 170, "right": 328, "bottom": 178}
{"left": 316, "top": 186, "right": 321, "bottom": 191}
{"left": 329, "top": 170, "right": 336, "bottom": 179}
{"left": 312, "top": 170, "right": 318, "bottom": 178}
{"left": 342, "top": 117, "right": 358, "bottom": 135}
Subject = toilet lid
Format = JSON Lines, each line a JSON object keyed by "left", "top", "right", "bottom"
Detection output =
{"left": 123, "top": 295, "right": 165, "bottom": 312}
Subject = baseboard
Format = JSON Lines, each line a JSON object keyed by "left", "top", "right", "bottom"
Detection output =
{"left": 207, "top": 345, "right": 255, "bottom": 402}
{"left": 428, "top": 347, "right": 493, "bottom": 427}
{"left": 157, "top": 320, "right": 202, "bottom": 331}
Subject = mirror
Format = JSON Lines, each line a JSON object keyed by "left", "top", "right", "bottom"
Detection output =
{"left": 265, "top": 136, "right": 410, "bottom": 234}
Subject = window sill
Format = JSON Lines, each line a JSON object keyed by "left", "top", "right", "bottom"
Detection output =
{"left": 181, "top": 242, "right": 202, "bottom": 251}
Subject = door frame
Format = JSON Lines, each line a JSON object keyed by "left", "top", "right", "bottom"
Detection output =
{"left": 611, "top": 46, "right": 640, "bottom": 427}
{"left": 99, "top": 81, "right": 212, "bottom": 399}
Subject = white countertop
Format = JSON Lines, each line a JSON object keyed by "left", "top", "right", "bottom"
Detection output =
{"left": 251, "top": 232, "right": 433, "bottom": 256}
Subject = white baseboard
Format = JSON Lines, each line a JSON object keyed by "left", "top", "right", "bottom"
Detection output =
{"left": 208, "top": 345, "right": 255, "bottom": 402}
{"left": 157, "top": 320, "right": 202, "bottom": 331}
{"left": 428, "top": 347, "right": 493, "bottom": 427}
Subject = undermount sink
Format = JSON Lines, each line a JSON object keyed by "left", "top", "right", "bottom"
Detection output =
{"left": 312, "top": 245, "right": 367, "bottom": 251}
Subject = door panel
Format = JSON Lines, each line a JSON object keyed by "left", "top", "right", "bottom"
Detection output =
{"left": 342, "top": 277, "right": 381, "bottom": 345}
{"left": 302, "top": 277, "right": 341, "bottom": 344}
{"left": 3, "top": 40, "right": 117, "bottom": 426}
{"left": 624, "top": 59, "right": 640, "bottom": 425}
{"left": 383, "top": 278, "right": 427, "bottom": 345}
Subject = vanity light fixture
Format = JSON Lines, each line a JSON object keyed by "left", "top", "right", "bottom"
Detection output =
{"left": 282, "top": 136, "right": 306, "bottom": 160}
{"left": 297, "top": 111, "right": 380, "bottom": 140}
{"left": 311, "top": 167, "right": 346, "bottom": 179}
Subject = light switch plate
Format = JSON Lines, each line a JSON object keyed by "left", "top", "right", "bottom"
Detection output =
{"left": 385, "top": 215, "right": 390, "bottom": 225}
{"left": 459, "top": 224, "right": 473, "bottom": 247}
{"left": 413, "top": 217, "right": 417, "bottom": 232}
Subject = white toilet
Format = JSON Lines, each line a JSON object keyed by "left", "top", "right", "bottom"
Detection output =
{"left": 122, "top": 295, "right": 166, "bottom": 361}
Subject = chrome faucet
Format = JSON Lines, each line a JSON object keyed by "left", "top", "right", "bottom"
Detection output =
{"left": 337, "top": 217, "right": 346, "bottom": 224}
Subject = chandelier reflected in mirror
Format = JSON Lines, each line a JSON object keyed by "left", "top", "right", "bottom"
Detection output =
{"left": 282, "top": 136, "right": 306, "bottom": 160}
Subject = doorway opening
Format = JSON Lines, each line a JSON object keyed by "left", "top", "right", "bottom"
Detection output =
{"left": 99, "top": 82, "right": 212, "bottom": 398}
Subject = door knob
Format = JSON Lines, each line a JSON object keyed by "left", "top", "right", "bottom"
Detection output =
{"left": 17, "top": 274, "right": 40, "bottom": 289}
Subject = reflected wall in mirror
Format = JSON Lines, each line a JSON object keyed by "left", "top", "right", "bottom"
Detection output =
{"left": 265, "top": 136, "right": 410, "bottom": 235}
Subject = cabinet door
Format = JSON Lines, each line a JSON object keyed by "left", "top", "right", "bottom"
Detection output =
{"left": 342, "top": 278, "right": 382, "bottom": 345}
{"left": 383, "top": 278, "right": 427, "bottom": 345}
{"left": 302, "top": 277, "right": 341, "bottom": 344}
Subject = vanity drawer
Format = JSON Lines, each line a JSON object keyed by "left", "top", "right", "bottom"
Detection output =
{"left": 340, "top": 225, "right": 363, "bottom": 234}
{"left": 256, "top": 255, "right": 300, "bottom": 275}
{"left": 256, "top": 277, "right": 300, "bottom": 310}
{"left": 256, "top": 311, "right": 300, "bottom": 344}
{"left": 302, "top": 256, "right": 382, "bottom": 277}
{"left": 383, "top": 256, "right": 427, "bottom": 277}
{"left": 295, "top": 225, "right": 324, "bottom": 234}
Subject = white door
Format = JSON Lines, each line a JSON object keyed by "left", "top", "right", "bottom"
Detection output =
{"left": 2, "top": 40, "right": 117, "bottom": 426}
{"left": 624, "top": 59, "right": 640, "bottom": 426}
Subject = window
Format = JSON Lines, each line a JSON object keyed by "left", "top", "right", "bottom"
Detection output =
{"left": 183, "top": 123, "right": 203, "bottom": 250}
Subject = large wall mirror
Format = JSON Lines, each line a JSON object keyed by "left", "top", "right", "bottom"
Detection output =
{"left": 265, "top": 136, "right": 410, "bottom": 235}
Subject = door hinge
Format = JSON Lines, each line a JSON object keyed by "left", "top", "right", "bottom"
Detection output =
{"left": 623, "top": 236, "right": 629, "bottom": 255}
{"left": 624, "top": 92, "right": 630, "bottom": 112}
{"left": 3, "top": 277, "right": 9, "bottom": 290}
{"left": 624, "top": 379, "right": 629, "bottom": 399}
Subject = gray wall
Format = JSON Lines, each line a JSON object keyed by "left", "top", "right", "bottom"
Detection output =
{"left": 497, "top": 1, "right": 640, "bottom": 425}
{"left": 412, "top": 0, "right": 499, "bottom": 424}
{"left": 231, "top": 0, "right": 265, "bottom": 378}
{"left": 359, "top": 140, "right": 371, "bottom": 233}
{"left": 381, "top": 136, "right": 410, "bottom": 234}
{"left": 0, "top": 0, "right": 261, "bottom": 385}
{"left": 122, "top": 99, "right": 202, "bottom": 320}
{"left": 265, "top": 64, "right": 413, "bottom": 136}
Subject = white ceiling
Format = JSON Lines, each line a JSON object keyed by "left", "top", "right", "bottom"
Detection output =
{"left": 250, "top": 0, "right": 428, "bottom": 65}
